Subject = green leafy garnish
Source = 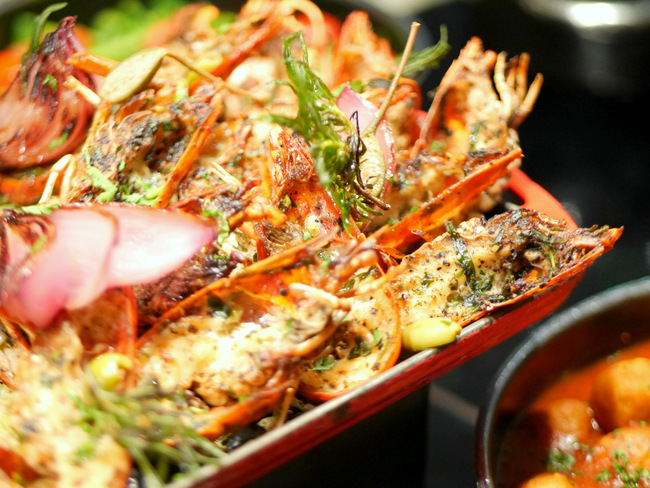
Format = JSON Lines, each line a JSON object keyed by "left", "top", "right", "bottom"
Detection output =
{"left": 118, "top": 174, "right": 161, "bottom": 205}
{"left": 72, "top": 378, "right": 225, "bottom": 488}
{"left": 269, "top": 33, "right": 380, "bottom": 233}
{"left": 445, "top": 221, "right": 495, "bottom": 298}
{"left": 48, "top": 131, "right": 69, "bottom": 150}
{"left": 42, "top": 73, "right": 58, "bottom": 90}
{"left": 402, "top": 26, "right": 451, "bottom": 78}
{"left": 202, "top": 208, "right": 230, "bottom": 245}
{"left": 20, "top": 204, "right": 57, "bottom": 215}
{"left": 611, "top": 449, "right": 650, "bottom": 487}
{"left": 546, "top": 448, "right": 576, "bottom": 473}
{"left": 28, "top": 3, "right": 67, "bottom": 54}
{"left": 348, "top": 329, "right": 382, "bottom": 359}
{"left": 312, "top": 356, "right": 335, "bottom": 372}
{"left": 596, "top": 469, "right": 612, "bottom": 482}
{"left": 84, "top": 151, "right": 118, "bottom": 202}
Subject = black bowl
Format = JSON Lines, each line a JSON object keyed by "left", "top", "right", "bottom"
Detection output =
{"left": 476, "top": 276, "right": 650, "bottom": 487}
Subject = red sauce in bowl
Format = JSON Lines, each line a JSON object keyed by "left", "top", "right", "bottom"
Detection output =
{"left": 497, "top": 340, "right": 650, "bottom": 488}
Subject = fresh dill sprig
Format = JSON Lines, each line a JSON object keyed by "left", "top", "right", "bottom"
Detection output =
{"left": 402, "top": 26, "right": 451, "bottom": 79}
{"left": 271, "top": 32, "right": 354, "bottom": 185}
{"left": 28, "top": 3, "right": 67, "bottom": 54}
{"left": 71, "top": 375, "right": 224, "bottom": 488}
{"left": 269, "top": 32, "right": 379, "bottom": 234}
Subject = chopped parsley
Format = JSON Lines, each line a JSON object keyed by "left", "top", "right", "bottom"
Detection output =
{"left": 84, "top": 151, "right": 118, "bottom": 202}
{"left": 546, "top": 448, "right": 575, "bottom": 473}
{"left": 596, "top": 469, "right": 612, "bottom": 482}
{"left": 47, "top": 130, "right": 69, "bottom": 150}
{"left": 20, "top": 204, "right": 57, "bottom": 215}
{"left": 445, "top": 221, "right": 495, "bottom": 298}
{"left": 611, "top": 449, "right": 650, "bottom": 487}
{"left": 348, "top": 329, "right": 382, "bottom": 359}
{"left": 42, "top": 73, "right": 58, "bottom": 90}
{"left": 202, "top": 208, "right": 230, "bottom": 245}
{"left": 312, "top": 356, "right": 335, "bottom": 372}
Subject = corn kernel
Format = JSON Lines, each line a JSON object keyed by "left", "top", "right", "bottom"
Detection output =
{"left": 402, "top": 317, "right": 461, "bottom": 351}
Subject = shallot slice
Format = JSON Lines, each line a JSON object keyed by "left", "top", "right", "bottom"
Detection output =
{"left": 2, "top": 208, "right": 116, "bottom": 328}
{"left": 100, "top": 205, "right": 216, "bottom": 286}
{"left": 1, "top": 204, "right": 215, "bottom": 329}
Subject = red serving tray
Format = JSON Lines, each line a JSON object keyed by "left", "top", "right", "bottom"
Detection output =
{"left": 172, "top": 169, "right": 582, "bottom": 488}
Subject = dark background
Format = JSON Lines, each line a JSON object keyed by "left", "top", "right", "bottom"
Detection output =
{"left": 2, "top": 0, "right": 649, "bottom": 486}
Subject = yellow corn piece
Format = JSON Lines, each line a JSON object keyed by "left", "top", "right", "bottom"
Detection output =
{"left": 402, "top": 317, "right": 462, "bottom": 351}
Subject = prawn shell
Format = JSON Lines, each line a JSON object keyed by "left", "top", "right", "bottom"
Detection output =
{"left": 0, "top": 446, "right": 40, "bottom": 484}
{"left": 193, "top": 370, "right": 297, "bottom": 439}
{"left": 298, "top": 286, "right": 402, "bottom": 401}
{"left": 373, "top": 147, "right": 522, "bottom": 252}
{"left": 66, "top": 286, "right": 138, "bottom": 360}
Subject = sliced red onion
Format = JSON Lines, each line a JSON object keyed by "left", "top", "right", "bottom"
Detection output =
{"left": 1, "top": 204, "right": 215, "bottom": 329}
{"left": 336, "top": 86, "right": 396, "bottom": 198}
{"left": 0, "top": 17, "right": 95, "bottom": 170}
{"left": 2, "top": 208, "right": 116, "bottom": 328}
{"left": 100, "top": 205, "right": 216, "bottom": 286}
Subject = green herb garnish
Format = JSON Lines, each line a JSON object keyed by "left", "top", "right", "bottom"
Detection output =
{"left": 611, "top": 449, "right": 650, "bottom": 487}
{"left": 48, "top": 131, "right": 69, "bottom": 150}
{"left": 202, "top": 208, "right": 230, "bottom": 245}
{"left": 269, "top": 33, "right": 381, "bottom": 233}
{"left": 42, "top": 73, "right": 59, "bottom": 90}
{"left": 402, "top": 26, "right": 451, "bottom": 78}
{"left": 29, "top": 3, "right": 67, "bottom": 54}
{"left": 84, "top": 151, "right": 118, "bottom": 202}
{"left": 546, "top": 448, "right": 576, "bottom": 473}
{"left": 312, "top": 356, "right": 335, "bottom": 372}
{"left": 20, "top": 204, "right": 57, "bottom": 215}
{"left": 72, "top": 378, "right": 225, "bottom": 488}
{"left": 348, "top": 329, "right": 382, "bottom": 359}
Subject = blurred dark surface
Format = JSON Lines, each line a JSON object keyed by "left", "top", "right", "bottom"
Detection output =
{"left": 2, "top": 0, "right": 649, "bottom": 486}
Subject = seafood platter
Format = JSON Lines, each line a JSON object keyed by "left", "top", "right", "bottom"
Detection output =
{"left": 0, "top": 1, "right": 621, "bottom": 486}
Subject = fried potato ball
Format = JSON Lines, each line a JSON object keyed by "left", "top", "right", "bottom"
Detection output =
{"left": 590, "top": 357, "right": 650, "bottom": 432}
{"left": 519, "top": 472, "right": 574, "bottom": 488}
{"left": 597, "top": 426, "right": 650, "bottom": 466}
{"left": 575, "top": 426, "right": 650, "bottom": 482}
{"left": 545, "top": 398, "right": 595, "bottom": 442}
